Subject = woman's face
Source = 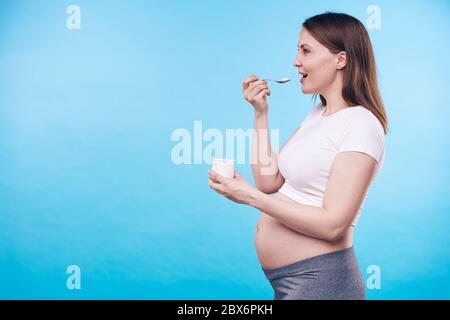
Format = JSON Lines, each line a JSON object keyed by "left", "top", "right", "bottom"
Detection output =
{"left": 293, "top": 28, "right": 344, "bottom": 94}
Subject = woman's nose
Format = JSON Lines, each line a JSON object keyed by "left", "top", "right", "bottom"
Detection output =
{"left": 293, "top": 54, "right": 302, "bottom": 67}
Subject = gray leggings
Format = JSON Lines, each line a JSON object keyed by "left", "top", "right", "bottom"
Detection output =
{"left": 262, "top": 246, "right": 366, "bottom": 300}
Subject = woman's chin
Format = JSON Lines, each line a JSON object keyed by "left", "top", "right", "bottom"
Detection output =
{"left": 301, "top": 86, "right": 312, "bottom": 94}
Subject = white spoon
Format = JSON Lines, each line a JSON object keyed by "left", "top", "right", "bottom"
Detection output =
{"left": 262, "top": 77, "right": 291, "bottom": 83}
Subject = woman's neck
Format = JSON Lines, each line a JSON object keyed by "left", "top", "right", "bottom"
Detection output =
{"left": 320, "top": 76, "right": 351, "bottom": 116}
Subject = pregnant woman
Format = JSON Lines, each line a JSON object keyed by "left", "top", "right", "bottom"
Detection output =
{"left": 208, "top": 12, "right": 388, "bottom": 300}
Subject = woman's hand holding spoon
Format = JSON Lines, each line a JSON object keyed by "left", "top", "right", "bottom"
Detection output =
{"left": 242, "top": 75, "right": 290, "bottom": 114}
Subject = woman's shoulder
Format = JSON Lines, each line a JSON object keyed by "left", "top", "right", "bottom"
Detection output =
{"left": 351, "top": 106, "right": 383, "bottom": 128}
{"left": 346, "top": 105, "right": 385, "bottom": 139}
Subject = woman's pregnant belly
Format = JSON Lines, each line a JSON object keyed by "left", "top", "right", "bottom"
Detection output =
{"left": 254, "top": 191, "right": 354, "bottom": 269}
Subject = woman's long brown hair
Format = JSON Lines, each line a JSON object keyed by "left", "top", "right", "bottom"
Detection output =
{"left": 303, "top": 12, "right": 389, "bottom": 134}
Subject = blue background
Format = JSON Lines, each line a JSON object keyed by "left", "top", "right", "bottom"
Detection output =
{"left": 1, "top": 0, "right": 449, "bottom": 299}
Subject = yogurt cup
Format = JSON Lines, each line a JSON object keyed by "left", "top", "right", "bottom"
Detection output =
{"left": 212, "top": 158, "right": 235, "bottom": 178}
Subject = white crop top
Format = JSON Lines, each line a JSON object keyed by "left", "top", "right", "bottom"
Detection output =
{"left": 277, "top": 103, "right": 386, "bottom": 227}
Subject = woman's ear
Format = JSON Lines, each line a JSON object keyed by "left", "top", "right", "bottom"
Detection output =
{"left": 336, "top": 51, "right": 347, "bottom": 70}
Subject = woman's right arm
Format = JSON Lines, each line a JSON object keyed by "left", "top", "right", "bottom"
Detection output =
{"left": 243, "top": 75, "right": 285, "bottom": 194}
{"left": 251, "top": 112, "right": 285, "bottom": 193}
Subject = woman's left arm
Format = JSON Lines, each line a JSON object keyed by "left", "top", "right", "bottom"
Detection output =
{"left": 209, "top": 151, "right": 377, "bottom": 242}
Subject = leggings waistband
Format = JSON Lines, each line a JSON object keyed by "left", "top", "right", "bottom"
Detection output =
{"left": 262, "top": 246, "right": 356, "bottom": 281}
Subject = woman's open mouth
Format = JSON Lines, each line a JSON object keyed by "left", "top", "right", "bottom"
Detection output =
{"left": 300, "top": 74, "right": 308, "bottom": 83}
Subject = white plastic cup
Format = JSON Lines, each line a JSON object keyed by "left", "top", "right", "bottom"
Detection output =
{"left": 212, "top": 158, "right": 235, "bottom": 178}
